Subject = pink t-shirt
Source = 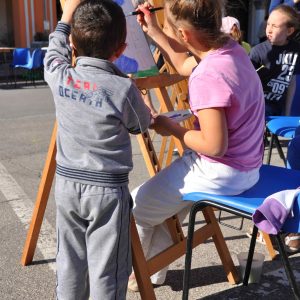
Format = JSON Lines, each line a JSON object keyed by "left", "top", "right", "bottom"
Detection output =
{"left": 189, "top": 39, "right": 265, "bottom": 171}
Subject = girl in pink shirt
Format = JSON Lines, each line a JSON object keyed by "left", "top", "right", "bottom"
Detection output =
{"left": 129, "top": 0, "right": 265, "bottom": 290}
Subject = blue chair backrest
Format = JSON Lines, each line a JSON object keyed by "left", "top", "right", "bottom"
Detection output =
{"left": 12, "top": 48, "right": 30, "bottom": 66}
{"left": 267, "top": 116, "right": 300, "bottom": 138}
{"left": 31, "top": 48, "right": 43, "bottom": 69}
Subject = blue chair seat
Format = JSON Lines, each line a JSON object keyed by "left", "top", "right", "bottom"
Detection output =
{"left": 182, "top": 164, "right": 300, "bottom": 300}
{"left": 183, "top": 165, "right": 300, "bottom": 224}
{"left": 14, "top": 61, "right": 34, "bottom": 69}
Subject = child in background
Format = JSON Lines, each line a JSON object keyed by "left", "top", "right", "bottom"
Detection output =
{"left": 44, "top": 0, "right": 151, "bottom": 299}
{"left": 221, "top": 16, "right": 251, "bottom": 54}
{"left": 269, "top": 1, "right": 300, "bottom": 115}
{"left": 250, "top": 4, "right": 300, "bottom": 116}
{"left": 269, "top": 0, "right": 300, "bottom": 43}
{"left": 128, "top": 0, "right": 265, "bottom": 290}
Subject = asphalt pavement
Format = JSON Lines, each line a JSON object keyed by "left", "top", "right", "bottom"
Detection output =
{"left": 0, "top": 81, "right": 299, "bottom": 300}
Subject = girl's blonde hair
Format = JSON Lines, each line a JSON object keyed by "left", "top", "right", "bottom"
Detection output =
{"left": 230, "top": 24, "right": 242, "bottom": 44}
{"left": 273, "top": 4, "right": 300, "bottom": 30}
{"left": 165, "top": 0, "right": 228, "bottom": 48}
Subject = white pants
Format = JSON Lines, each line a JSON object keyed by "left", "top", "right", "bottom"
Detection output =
{"left": 131, "top": 150, "right": 260, "bottom": 284}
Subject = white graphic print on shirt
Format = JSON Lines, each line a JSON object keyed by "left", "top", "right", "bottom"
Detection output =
{"left": 265, "top": 52, "right": 298, "bottom": 101}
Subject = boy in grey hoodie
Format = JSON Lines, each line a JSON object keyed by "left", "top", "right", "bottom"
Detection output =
{"left": 44, "top": 0, "right": 151, "bottom": 299}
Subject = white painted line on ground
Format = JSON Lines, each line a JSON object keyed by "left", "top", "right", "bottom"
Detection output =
{"left": 0, "top": 162, "right": 56, "bottom": 272}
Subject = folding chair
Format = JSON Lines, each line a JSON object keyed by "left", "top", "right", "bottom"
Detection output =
{"left": 266, "top": 116, "right": 300, "bottom": 166}
{"left": 25, "top": 48, "right": 44, "bottom": 85}
{"left": 182, "top": 164, "right": 300, "bottom": 300}
{"left": 10, "top": 48, "right": 31, "bottom": 87}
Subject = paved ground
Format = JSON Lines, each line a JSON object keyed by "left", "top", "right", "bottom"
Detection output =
{"left": 0, "top": 81, "right": 299, "bottom": 300}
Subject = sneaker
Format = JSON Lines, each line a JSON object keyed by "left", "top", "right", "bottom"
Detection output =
{"left": 127, "top": 277, "right": 139, "bottom": 292}
{"left": 127, "top": 275, "right": 162, "bottom": 292}
{"left": 284, "top": 233, "right": 300, "bottom": 253}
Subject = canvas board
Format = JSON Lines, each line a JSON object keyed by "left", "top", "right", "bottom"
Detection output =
{"left": 114, "top": 0, "right": 159, "bottom": 77}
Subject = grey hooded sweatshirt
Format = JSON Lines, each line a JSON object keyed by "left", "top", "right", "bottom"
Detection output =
{"left": 44, "top": 22, "right": 151, "bottom": 187}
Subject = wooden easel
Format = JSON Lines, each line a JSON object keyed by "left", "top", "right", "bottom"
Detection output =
{"left": 21, "top": 2, "right": 239, "bottom": 300}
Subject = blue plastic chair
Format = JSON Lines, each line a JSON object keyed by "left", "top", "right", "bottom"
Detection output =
{"left": 22, "top": 48, "right": 43, "bottom": 85}
{"left": 10, "top": 48, "right": 31, "bottom": 86}
{"left": 31, "top": 48, "right": 43, "bottom": 84}
{"left": 182, "top": 165, "right": 300, "bottom": 300}
{"left": 11, "top": 48, "right": 43, "bottom": 86}
{"left": 11, "top": 48, "right": 31, "bottom": 67}
{"left": 266, "top": 117, "right": 300, "bottom": 166}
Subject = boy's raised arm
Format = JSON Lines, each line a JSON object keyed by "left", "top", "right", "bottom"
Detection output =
{"left": 137, "top": 3, "right": 197, "bottom": 77}
{"left": 44, "top": 0, "right": 81, "bottom": 82}
{"left": 61, "top": 0, "right": 82, "bottom": 24}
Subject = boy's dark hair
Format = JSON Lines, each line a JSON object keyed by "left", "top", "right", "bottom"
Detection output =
{"left": 71, "top": 0, "right": 126, "bottom": 59}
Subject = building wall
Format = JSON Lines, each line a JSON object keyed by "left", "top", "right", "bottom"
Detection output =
{"left": 10, "top": 0, "right": 57, "bottom": 48}
{"left": 2, "top": 0, "right": 268, "bottom": 48}
{"left": 0, "top": 0, "right": 14, "bottom": 46}
{"left": 0, "top": 1, "right": 7, "bottom": 45}
{"left": 12, "top": 0, "right": 26, "bottom": 47}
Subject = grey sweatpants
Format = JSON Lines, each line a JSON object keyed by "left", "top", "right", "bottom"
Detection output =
{"left": 55, "top": 176, "right": 132, "bottom": 300}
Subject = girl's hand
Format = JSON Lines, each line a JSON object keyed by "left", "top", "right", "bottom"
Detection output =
{"left": 136, "top": 3, "right": 161, "bottom": 36}
{"left": 150, "top": 115, "right": 173, "bottom": 136}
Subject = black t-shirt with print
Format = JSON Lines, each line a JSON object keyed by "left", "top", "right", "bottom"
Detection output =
{"left": 250, "top": 39, "right": 300, "bottom": 115}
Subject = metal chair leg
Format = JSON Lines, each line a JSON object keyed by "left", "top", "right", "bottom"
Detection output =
{"left": 182, "top": 202, "right": 200, "bottom": 300}
{"left": 266, "top": 134, "right": 274, "bottom": 165}
{"left": 243, "top": 225, "right": 258, "bottom": 285}
{"left": 273, "top": 135, "right": 287, "bottom": 166}
{"left": 13, "top": 68, "right": 17, "bottom": 88}
{"left": 264, "top": 128, "right": 269, "bottom": 148}
{"left": 275, "top": 235, "right": 300, "bottom": 300}
{"left": 218, "top": 210, "right": 244, "bottom": 231}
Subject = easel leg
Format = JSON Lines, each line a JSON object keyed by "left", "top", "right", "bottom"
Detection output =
{"left": 262, "top": 232, "right": 277, "bottom": 260}
{"left": 131, "top": 216, "right": 156, "bottom": 300}
{"left": 21, "top": 122, "right": 57, "bottom": 266}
